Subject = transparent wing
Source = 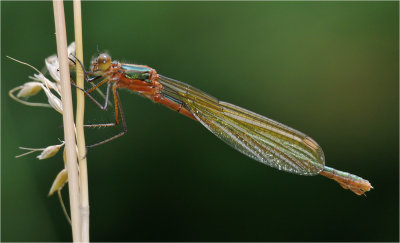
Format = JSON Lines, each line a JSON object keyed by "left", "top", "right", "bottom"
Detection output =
{"left": 159, "top": 75, "right": 325, "bottom": 175}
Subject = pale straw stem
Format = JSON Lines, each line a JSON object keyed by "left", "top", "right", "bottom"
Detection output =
{"left": 73, "top": 0, "right": 90, "bottom": 242}
{"left": 53, "top": 1, "right": 81, "bottom": 241}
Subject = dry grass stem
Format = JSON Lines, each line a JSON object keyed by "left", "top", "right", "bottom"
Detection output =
{"left": 73, "top": 0, "right": 90, "bottom": 242}
{"left": 53, "top": 0, "right": 81, "bottom": 241}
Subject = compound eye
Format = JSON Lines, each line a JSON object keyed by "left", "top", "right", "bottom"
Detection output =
{"left": 97, "top": 53, "right": 111, "bottom": 71}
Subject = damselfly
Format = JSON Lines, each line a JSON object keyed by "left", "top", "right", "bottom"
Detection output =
{"left": 73, "top": 53, "right": 372, "bottom": 196}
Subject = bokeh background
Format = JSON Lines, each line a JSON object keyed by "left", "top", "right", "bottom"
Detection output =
{"left": 2, "top": 1, "right": 398, "bottom": 242}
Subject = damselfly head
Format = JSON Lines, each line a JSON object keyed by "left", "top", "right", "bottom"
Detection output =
{"left": 91, "top": 53, "right": 111, "bottom": 73}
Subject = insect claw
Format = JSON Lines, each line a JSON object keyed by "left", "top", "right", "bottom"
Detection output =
{"left": 69, "top": 54, "right": 89, "bottom": 81}
{"left": 68, "top": 57, "right": 76, "bottom": 65}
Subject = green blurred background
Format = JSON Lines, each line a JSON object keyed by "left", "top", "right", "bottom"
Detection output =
{"left": 2, "top": 1, "right": 398, "bottom": 241}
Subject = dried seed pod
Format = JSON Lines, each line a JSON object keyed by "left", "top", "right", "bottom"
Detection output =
{"left": 36, "top": 144, "right": 63, "bottom": 160}
{"left": 48, "top": 168, "right": 68, "bottom": 196}
{"left": 16, "top": 82, "right": 42, "bottom": 98}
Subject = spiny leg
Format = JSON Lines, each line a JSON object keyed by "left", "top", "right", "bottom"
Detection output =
{"left": 86, "top": 84, "right": 127, "bottom": 148}
{"left": 71, "top": 76, "right": 111, "bottom": 111}
{"left": 69, "top": 55, "right": 90, "bottom": 80}
{"left": 69, "top": 55, "right": 102, "bottom": 84}
{"left": 71, "top": 78, "right": 118, "bottom": 129}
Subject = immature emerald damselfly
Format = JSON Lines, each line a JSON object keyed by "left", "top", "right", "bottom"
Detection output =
{"left": 72, "top": 53, "right": 372, "bottom": 196}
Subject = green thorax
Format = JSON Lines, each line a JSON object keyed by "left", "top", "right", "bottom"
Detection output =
{"left": 121, "top": 64, "right": 152, "bottom": 83}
